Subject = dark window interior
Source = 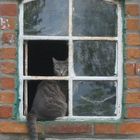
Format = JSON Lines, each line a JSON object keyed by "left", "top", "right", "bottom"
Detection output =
{"left": 24, "top": 40, "right": 68, "bottom": 113}
{"left": 24, "top": 40, "right": 68, "bottom": 76}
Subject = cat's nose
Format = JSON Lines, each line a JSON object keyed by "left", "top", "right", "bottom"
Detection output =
{"left": 60, "top": 71, "right": 64, "bottom": 76}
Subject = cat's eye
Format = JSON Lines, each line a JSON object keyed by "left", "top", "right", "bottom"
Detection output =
{"left": 55, "top": 68, "right": 60, "bottom": 71}
{"left": 19, "top": 0, "right": 123, "bottom": 121}
{"left": 54, "top": 66, "right": 61, "bottom": 71}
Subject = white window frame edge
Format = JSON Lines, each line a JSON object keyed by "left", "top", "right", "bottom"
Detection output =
{"left": 115, "top": 2, "right": 123, "bottom": 120}
{"left": 18, "top": 0, "right": 123, "bottom": 121}
{"left": 19, "top": 1, "right": 24, "bottom": 120}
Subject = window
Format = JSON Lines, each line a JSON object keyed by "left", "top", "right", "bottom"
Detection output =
{"left": 19, "top": 0, "right": 123, "bottom": 121}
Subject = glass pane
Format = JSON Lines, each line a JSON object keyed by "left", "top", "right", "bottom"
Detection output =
{"left": 73, "top": 0, "right": 117, "bottom": 36}
{"left": 24, "top": 0, "right": 69, "bottom": 36}
{"left": 73, "top": 81, "right": 116, "bottom": 116}
{"left": 74, "top": 41, "right": 116, "bottom": 76}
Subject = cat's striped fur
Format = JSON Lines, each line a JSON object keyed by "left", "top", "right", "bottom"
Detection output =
{"left": 27, "top": 58, "right": 68, "bottom": 140}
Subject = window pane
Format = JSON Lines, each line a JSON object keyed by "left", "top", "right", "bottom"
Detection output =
{"left": 74, "top": 41, "right": 116, "bottom": 76}
{"left": 73, "top": 81, "right": 116, "bottom": 116}
{"left": 24, "top": 40, "right": 68, "bottom": 76}
{"left": 27, "top": 80, "right": 68, "bottom": 114}
{"left": 73, "top": 0, "right": 117, "bottom": 36}
{"left": 24, "top": 0, "right": 69, "bottom": 36}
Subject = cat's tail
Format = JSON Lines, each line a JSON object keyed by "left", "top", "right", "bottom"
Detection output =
{"left": 27, "top": 113, "right": 38, "bottom": 140}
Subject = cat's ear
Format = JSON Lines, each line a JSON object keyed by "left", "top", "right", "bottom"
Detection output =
{"left": 52, "top": 57, "right": 57, "bottom": 63}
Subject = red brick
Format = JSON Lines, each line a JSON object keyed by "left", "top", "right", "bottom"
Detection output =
{"left": 2, "top": 32, "right": 16, "bottom": 44}
{"left": 0, "top": 4, "right": 17, "bottom": 16}
{"left": 125, "top": 63, "right": 136, "bottom": 75}
{"left": 127, "top": 77, "right": 140, "bottom": 89}
{"left": 95, "top": 124, "right": 116, "bottom": 134}
{"left": 0, "top": 93, "right": 15, "bottom": 104}
{"left": 0, "top": 78, "right": 15, "bottom": 89}
{"left": 127, "top": 19, "right": 140, "bottom": 31}
{"left": 127, "top": 107, "right": 140, "bottom": 119}
{"left": 126, "top": 93, "right": 140, "bottom": 104}
{"left": 127, "top": 34, "right": 140, "bottom": 46}
{"left": 125, "top": 63, "right": 140, "bottom": 76}
{"left": 0, "top": 62, "right": 16, "bottom": 74}
{"left": 119, "top": 122, "right": 140, "bottom": 134}
{"left": 136, "top": 64, "right": 140, "bottom": 75}
{"left": 127, "top": 48, "right": 140, "bottom": 59}
{"left": 7, "top": 17, "right": 16, "bottom": 30}
{"left": 126, "top": 4, "right": 140, "bottom": 16}
{"left": 0, "top": 121, "right": 44, "bottom": 134}
{"left": 46, "top": 124, "right": 93, "bottom": 134}
{"left": 0, "top": 122, "right": 28, "bottom": 133}
{"left": 0, "top": 106, "right": 13, "bottom": 118}
{"left": 0, "top": 48, "right": 16, "bottom": 59}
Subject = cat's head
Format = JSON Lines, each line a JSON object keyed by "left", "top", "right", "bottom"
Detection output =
{"left": 53, "top": 57, "right": 68, "bottom": 76}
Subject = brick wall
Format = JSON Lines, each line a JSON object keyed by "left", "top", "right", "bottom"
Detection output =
{"left": 0, "top": 0, "right": 140, "bottom": 139}
{"left": 0, "top": 0, "right": 17, "bottom": 121}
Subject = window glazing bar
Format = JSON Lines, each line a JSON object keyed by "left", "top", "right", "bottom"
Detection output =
{"left": 72, "top": 76, "right": 118, "bottom": 81}
{"left": 68, "top": 0, "right": 73, "bottom": 116}
{"left": 22, "top": 76, "right": 118, "bottom": 81}
{"left": 23, "top": 76, "right": 69, "bottom": 80}
{"left": 72, "top": 36, "right": 118, "bottom": 41}
{"left": 24, "top": 41, "right": 28, "bottom": 76}
{"left": 23, "top": 35, "right": 117, "bottom": 41}
{"left": 24, "top": 80, "right": 28, "bottom": 116}
{"left": 23, "top": 35, "right": 69, "bottom": 40}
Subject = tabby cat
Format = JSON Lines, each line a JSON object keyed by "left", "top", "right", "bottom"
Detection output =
{"left": 27, "top": 58, "right": 68, "bottom": 140}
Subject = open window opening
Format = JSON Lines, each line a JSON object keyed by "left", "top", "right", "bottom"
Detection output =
{"left": 23, "top": 40, "right": 68, "bottom": 116}
{"left": 24, "top": 40, "right": 68, "bottom": 76}
{"left": 26, "top": 80, "right": 68, "bottom": 115}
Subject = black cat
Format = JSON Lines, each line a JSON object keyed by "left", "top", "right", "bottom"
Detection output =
{"left": 27, "top": 58, "right": 68, "bottom": 140}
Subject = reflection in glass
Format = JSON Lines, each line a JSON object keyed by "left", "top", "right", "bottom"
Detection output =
{"left": 73, "top": 81, "right": 116, "bottom": 116}
{"left": 73, "top": 0, "right": 117, "bottom": 36}
{"left": 24, "top": 0, "right": 69, "bottom": 36}
{"left": 74, "top": 41, "right": 116, "bottom": 76}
